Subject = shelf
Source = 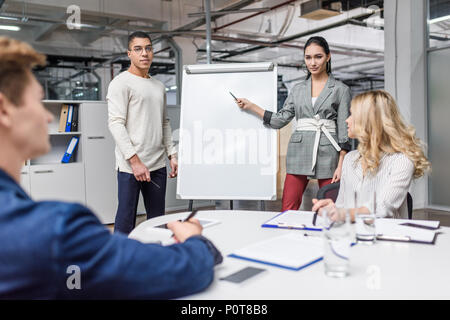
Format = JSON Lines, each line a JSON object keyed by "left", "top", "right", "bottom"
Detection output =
{"left": 49, "top": 132, "right": 82, "bottom": 136}
{"left": 29, "top": 162, "right": 83, "bottom": 168}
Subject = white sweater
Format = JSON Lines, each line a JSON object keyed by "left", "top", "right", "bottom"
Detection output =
{"left": 335, "top": 150, "right": 415, "bottom": 219}
{"left": 107, "top": 71, "right": 176, "bottom": 174}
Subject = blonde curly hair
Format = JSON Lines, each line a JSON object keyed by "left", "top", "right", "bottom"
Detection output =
{"left": 0, "top": 37, "right": 46, "bottom": 105}
{"left": 351, "top": 90, "right": 431, "bottom": 178}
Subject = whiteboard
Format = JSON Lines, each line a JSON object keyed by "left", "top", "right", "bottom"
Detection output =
{"left": 177, "top": 62, "right": 278, "bottom": 200}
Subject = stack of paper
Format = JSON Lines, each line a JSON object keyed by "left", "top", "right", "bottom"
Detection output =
{"left": 229, "top": 233, "right": 324, "bottom": 271}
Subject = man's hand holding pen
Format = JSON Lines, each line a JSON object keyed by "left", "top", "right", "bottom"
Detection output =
{"left": 167, "top": 218, "right": 202, "bottom": 243}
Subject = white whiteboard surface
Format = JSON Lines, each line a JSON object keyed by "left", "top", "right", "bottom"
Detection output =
{"left": 177, "top": 62, "right": 278, "bottom": 200}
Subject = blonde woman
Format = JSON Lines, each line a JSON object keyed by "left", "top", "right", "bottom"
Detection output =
{"left": 312, "top": 90, "right": 430, "bottom": 219}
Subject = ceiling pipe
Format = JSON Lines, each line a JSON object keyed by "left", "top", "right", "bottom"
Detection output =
{"left": 188, "top": 7, "right": 271, "bottom": 18}
{"left": 208, "top": 11, "right": 379, "bottom": 60}
{"left": 214, "top": 0, "right": 299, "bottom": 32}
{"left": 205, "top": 0, "right": 212, "bottom": 64}
{"left": 170, "top": 0, "right": 256, "bottom": 32}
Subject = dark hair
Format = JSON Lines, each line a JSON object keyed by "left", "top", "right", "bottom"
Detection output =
{"left": 127, "top": 31, "right": 152, "bottom": 50}
{"left": 303, "top": 36, "right": 331, "bottom": 79}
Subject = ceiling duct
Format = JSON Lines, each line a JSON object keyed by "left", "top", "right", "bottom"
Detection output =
{"left": 300, "top": 0, "right": 342, "bottom": 20}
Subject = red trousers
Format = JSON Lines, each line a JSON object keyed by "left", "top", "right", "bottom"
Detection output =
{"left": 281, "top": 174, "right": 333, "bottom": 211}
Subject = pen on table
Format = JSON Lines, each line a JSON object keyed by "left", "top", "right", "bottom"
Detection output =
{"left": 229, "top": 91, "right": 238, "bottom": 102}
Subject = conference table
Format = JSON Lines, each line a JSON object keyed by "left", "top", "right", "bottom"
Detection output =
{"left": 129, "top": 210, "right": 450, "bottom": 299}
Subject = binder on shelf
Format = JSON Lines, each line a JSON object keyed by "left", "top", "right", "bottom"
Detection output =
{"left": 61, "top": 136, "right": 79, "bottom": 163}
{"left": 71, "top": 105, "right": 78, "bottom": 132}
{"left": 65, "top": 104, "right": 73, "bottom": 132}
{"left": 58, "top": 104, "right": 69, "bottom": 132}
{"left": 261, "top": 210, "right": 323, "bottom": 232}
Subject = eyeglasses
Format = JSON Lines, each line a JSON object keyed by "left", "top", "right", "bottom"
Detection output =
{"left": 130, "top": 46, "right": 153, "bottom": 54}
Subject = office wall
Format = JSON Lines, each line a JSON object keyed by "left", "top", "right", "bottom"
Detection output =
{"left": 384, "top": 0, "right": 428, "bottom": 209}
{"left": 427, "top": 48, "right": 450, "bottom": 209}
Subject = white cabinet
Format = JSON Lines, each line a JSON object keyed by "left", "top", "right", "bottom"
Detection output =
{"left": 20, "top": 165, "right": 31, "bottom": 194}
{"left": 30, "top": 163, "right": 85, "bottom": 204}
{"left": 82, "top": 102, "right": 117, "bottom": 224}
{"left": 18, "top": 100, "right": 117, "bottom": 224}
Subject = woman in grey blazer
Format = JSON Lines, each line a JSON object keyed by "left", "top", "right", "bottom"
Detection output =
{"left": 236, "top": 36, "right": 351, "bottom": 211}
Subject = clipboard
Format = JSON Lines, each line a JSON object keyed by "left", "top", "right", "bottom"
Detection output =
{"left": 375, "top": 218, "right": 441, "bottom": 245}
{"left": 261, "top": 210, "right": 322, "bottom": 232}
{"left": 228, "top": 233, "right": 324, "bottom": 271}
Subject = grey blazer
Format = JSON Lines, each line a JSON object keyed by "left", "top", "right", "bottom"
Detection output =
{"left": 264, "top": 74, "right": 351, "bottom": 179}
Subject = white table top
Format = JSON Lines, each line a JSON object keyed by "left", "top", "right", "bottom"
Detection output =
{"left": 129, "top": 210, "right": 450, "bottom": 300}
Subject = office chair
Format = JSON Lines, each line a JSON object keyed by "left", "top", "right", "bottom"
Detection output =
{"left": 317, "top": 182, "right": 413, "bottom": 220}
{"left": 407, "top": 192, "right": 413, "bottom": 220}
{"left": 316, "top": 182, "right": 340, "bottom": 202}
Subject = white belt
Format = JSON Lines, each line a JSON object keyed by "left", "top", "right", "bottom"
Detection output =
{"left": 296, "top": 115, "right": 341, "bottom": 171}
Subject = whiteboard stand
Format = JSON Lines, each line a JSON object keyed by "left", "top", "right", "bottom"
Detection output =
{"left": 188, "top": 199, "right": 234, "bottom": 211}
{"left": 188, "top": 200, "right": 265, "bottom": 211}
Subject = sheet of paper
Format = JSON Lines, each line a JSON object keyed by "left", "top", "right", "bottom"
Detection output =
{"left": 263, "top": 210, "right": 323, "bottom": 230}
{"left": 376, "top": 219, "right": 439, "bottom": 243}
{"left": 230, "top": 233, "right": 323, "bottom": 270}
{"left": 129, "top": 227, "right": 175, "bottom": 246}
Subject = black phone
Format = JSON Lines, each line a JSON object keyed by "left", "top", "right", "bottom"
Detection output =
{"left": 399, "top": 222, "right": 438, "bottom": 230}
{"left": 219, "top": 267, "right": 266, "bottom": 283}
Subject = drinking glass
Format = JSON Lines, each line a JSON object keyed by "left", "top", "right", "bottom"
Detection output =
{"left": 355, "top": 191, "right": 377, "bottom": 244}
{"left": 322, "top": 208, "right": 352, "bottom": 278}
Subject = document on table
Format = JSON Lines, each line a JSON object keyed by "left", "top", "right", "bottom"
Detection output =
{"left": 376, "top": 219, "right": 441, "bottom": 244}
{"left": 229, "top": 233, "right": 324, "bottom": 271}
{"left": 261, "top": 210, "right": 323, "bottom": 231}
{"left": 129, "top": 227, "right": 175, "bottom": 246}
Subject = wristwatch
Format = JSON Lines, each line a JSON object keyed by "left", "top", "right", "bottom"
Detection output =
{"left": 190, "top": 235, "right": 223, "bottom": 266}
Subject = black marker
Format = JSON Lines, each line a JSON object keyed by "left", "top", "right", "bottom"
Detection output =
{"left": 229, "top": 91, "right": 238, "bottom": 101}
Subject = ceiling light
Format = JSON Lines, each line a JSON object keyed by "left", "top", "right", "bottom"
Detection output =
{"left": 429, "top": 15, "right": 450, "bottom": 24}
{"left": 0, "top": 15, "right": 20, "bottom": 21}
{"left": 0, "top": 25, "right": 20, "bottom": 31}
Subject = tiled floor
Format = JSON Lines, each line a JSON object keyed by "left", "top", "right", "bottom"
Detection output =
{"left": 106, "top": 200, "right": 450, "bottom": 232}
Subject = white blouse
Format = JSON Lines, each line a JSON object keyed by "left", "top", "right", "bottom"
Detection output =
{"left": 335, "top": 150, "right": 415, "bottom": 219}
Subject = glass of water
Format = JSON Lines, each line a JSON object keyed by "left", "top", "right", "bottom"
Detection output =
{"left": 322, "top": 208, "right": 352, "bottom": 278}
{"left": 355, "top": 191, "right": 377, "bottom": 244}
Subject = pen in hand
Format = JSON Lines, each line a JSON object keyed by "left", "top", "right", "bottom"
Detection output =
{"left": 169, "top": 209, "right": 200, "bottom": 241}
{"left": 183, "top": 209, "right": 199, "bottom": 222}
{"left": 312, "top": 212, "right": 318, "bottom": 226}
{"left": 150, "top": 180, "right": 160, "bottom": 188}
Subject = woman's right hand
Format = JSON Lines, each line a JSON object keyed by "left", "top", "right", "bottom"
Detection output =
{"left": 236, "top": 98, "right": 254, "bottom": 111}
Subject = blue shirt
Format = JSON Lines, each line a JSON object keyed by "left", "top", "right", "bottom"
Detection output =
{"left": 0, "top": 169, "right": 217, "bottom": 299}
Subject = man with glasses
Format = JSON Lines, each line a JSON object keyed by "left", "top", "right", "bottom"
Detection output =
{"left": 107, "top": 31, "right": 178, "bottom": 234}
